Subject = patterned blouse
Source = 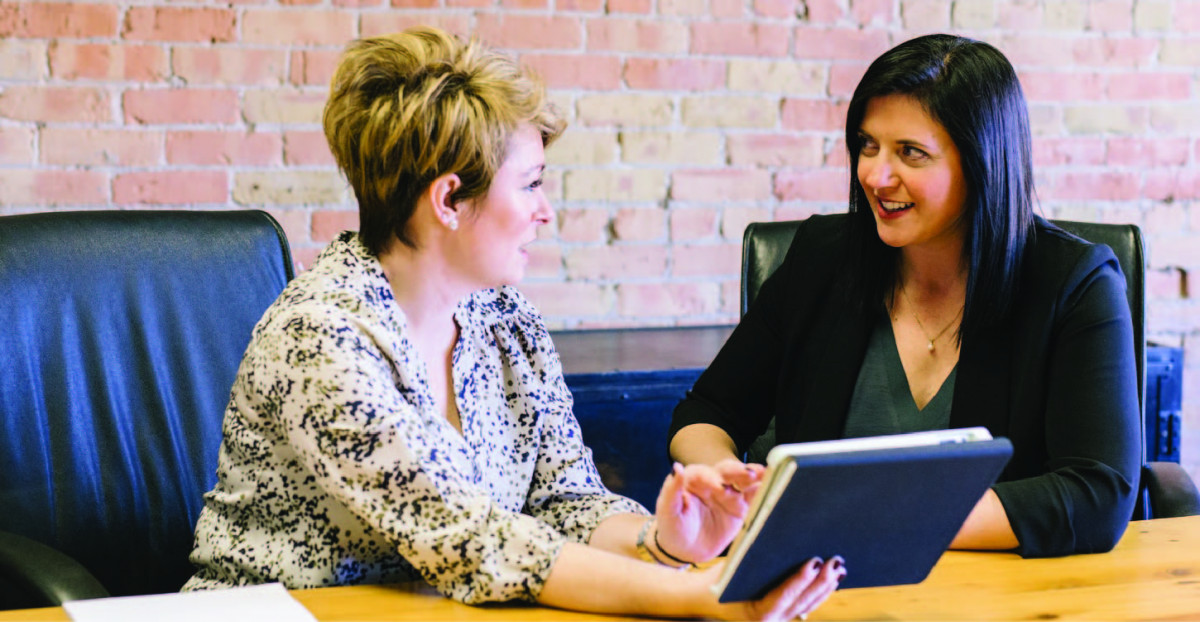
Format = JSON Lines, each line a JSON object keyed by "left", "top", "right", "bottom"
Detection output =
{"left": 183, "top": 231, "right": 646, "bottom": 604}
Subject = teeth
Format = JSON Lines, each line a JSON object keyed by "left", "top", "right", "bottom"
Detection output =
{"left": 880, "top": 200, "right": 914, "bottom": 212}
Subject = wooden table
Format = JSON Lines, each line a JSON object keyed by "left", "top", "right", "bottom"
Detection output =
{"left": 3, "top": 516, "right": 1198, "bottom": 621}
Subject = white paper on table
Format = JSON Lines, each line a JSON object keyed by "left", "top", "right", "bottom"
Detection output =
{"left": 63, "top": 583, "right": 317, "bottom": 622}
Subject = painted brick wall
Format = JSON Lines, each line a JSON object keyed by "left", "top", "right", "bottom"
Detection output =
{"left": 2, "top": 0, "right": 1199, "bottom": 480}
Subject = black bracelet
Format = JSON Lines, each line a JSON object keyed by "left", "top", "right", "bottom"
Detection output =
{"left": 653, "top": 525, "right": 694, "bottom": 567}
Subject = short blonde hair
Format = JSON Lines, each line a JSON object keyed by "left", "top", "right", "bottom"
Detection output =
{"left": 323, "top": 26, "right": 565, "bottom": 255}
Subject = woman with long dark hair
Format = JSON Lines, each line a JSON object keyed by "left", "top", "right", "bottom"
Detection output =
{"left": 669, "top": 34, "right": 1140, "bottom": 557}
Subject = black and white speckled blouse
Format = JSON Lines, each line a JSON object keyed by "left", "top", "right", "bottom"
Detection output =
{"left": 183, "top": 231, "right": 646, "bottom": 604}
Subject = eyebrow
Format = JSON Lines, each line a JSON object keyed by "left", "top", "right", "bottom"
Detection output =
{"left": 857, "top": 130, "right": 934, "bottom": 151}
{"left": 523, "top": 163, "right": 546, "bottom": 176}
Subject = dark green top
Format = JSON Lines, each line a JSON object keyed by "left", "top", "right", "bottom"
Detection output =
{"left": 842, "top": 315, "right": 956, "bottom": 439}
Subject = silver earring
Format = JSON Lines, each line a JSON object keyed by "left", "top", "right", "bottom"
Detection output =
{"left": 448, "top": 218, "right": 458, "bottom": 231}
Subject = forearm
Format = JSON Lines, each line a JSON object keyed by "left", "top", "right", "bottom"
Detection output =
{"left": 537, "top": 542, "right": 715, "bottom": 618}
{"left": 949, "top": 489, "right": 1018, "bottom": 550}
{"left": 669, "top": 424, "right": 741, "bottom": 466}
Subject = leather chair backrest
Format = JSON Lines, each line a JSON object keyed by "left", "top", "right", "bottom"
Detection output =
{"left": 0, "top": 210, "right": 293, "bottom": 597}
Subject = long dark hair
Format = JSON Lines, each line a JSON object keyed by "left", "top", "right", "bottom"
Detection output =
{"left": 844, "top": 34, "right": 1035, "bottom": 342}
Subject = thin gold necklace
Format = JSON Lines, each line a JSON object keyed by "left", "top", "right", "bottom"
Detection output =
{"left": 898, "top": 284, "right": 963, "bottom": 354}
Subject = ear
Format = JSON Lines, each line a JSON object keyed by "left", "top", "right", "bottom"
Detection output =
{"left": 427, "top": 173, "right": 463, "bottom": 231}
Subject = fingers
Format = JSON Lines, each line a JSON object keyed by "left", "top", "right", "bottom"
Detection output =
{"left": 714, "top": 458, "right": 765, "bottom": 491}
{"left": 655, "top": 462, "right": 688, "bottom": 516}
{"left": 781, "top": 557, "right": 846, "bottom": 621}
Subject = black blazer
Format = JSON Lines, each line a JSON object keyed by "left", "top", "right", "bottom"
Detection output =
{"left": 670, "top": 214, "right": 1140, "bottom": 557}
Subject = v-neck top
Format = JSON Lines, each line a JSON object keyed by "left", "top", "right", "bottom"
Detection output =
{"left": 842, "top": 314, "right": 956, "bottom": 439}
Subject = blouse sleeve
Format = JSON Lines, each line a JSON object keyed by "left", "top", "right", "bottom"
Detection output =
{"left": 500, "top": 292, "right": 649, "bottom": 539}
{"left": 993, "top": 251, "right": 1141, "bottom": 556}
{"left": 261, "top": 305, "right": 567, "bottom": 605}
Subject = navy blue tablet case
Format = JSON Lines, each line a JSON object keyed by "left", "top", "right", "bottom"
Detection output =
{"left": 719, "top": 438, "right": 1013, "bottom": 602}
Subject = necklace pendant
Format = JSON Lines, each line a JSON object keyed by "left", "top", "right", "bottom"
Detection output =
{"left": 927, "top": 340, "right": 935, "bottom": 353}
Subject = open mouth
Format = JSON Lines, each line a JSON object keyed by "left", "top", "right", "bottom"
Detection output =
{"left": 880, "top": 200, "right": 914, "bottom": 214}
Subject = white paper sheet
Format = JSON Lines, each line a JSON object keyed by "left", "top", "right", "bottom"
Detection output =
{"left": 63, "top": 583, "right": 317, "bottom": 622}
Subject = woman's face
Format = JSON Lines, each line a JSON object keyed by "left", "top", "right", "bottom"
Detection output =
{"left": 455, "top": 123, "right": 553, "bottom": 288}
{"left": 856, "top": 94, "right": 969, "bottom": 253}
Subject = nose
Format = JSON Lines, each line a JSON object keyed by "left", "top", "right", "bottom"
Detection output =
{"left": 533, "top": 192, "right": 553, "bottom": 225}
{"left": 861, "top": 155, "right": 897, "bottom": 191}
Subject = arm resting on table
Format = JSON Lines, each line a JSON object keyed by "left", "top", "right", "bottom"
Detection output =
{"left": 0, "top": 531, "right": 108, "bottom": 609}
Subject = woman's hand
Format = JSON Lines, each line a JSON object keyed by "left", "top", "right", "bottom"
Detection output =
{"left": 686, "top": 556, "right": 845, "bottom": 621}
{"left": 654, "top": 459, "right": 765, "bottom": 564}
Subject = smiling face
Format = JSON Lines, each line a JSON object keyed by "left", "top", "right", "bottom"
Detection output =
{"left": 856, "top": 94, "right": 969, "bottom": 254}
{"left": 453, "top": 123, "right": 552, "bottom": 289}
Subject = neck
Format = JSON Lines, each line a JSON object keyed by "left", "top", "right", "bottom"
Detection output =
{"left": 897, "top": 235, "right": 967, "bottom": 299}
{"left": 377, "top": 240, "right": 470, "bottom": 338}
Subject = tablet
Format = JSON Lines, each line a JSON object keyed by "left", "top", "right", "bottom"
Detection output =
{"left": 715, "top": 428, "right": 1013, "bottom": 602}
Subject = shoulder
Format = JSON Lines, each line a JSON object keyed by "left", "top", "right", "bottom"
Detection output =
{"left": 1021, "top": 217, "right": 1126, "bottom": 305}
{"left": 463, "top": 286, "right": 553, "bottom": 347}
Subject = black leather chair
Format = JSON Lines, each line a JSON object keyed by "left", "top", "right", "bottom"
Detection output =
{"left": 0, "top": 210, "right": 294, "bottom": 610}
{"left": 740, "top": 217, "right": 1200, "bottom": 520}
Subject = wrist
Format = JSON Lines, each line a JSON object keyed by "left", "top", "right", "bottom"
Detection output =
{"left": 651, "top": 520, "right": 696, "bottom": 566}
{"left": 635, "top": 518, "right": 692, "bottom": 570}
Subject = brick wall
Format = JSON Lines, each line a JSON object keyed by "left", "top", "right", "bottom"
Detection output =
{"left": 2, "top": 0, "right": 1199, "bottom": 481}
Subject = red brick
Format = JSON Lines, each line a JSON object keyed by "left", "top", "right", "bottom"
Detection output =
{"left": 1088, "top": 0, "right": 1133, "bottom": 31}
{"left": 997, "top": 0, "right": 1041, "bottom": 29}
{"left": 283, "top": 131, "right": 334, "bottom": 166}
{"left": 781, "top": 99, "right": 848, "bottom": 131}
{"left": 829, "top": 63, "right": 868, "bottom": 98}
{"left": 754, "top": 0, "right": 799, "bottom": 18}
{"left": 1177, "top": 1, "right": 1200, "bottom": 30}
{"left": 587, "top": 18, "right": 687, "bottom": 53}
{"left": 1146, "top": 268, "right": 1185, "bottom": 300}
{"left": 1018, "top": 71, "right": 1105, "bottom": 102}
{"left": 519, "top": 282, "right": 612, "bottom": 318}
{"left": 312, "top": 210, "right": 359, "bottom": 242}
{"left": 167, "top": 131, "right": 283, "bottom": 166}
{"left": 40, "top": 128, "right": 162, "bottom": 166}
{"left": 242, "top": 10, "right": 355, "bottom": 46}
{"left": 1143, "top": 170, "right": 1200, "bottom": 202}
{"left": 122, "top": 7, "right": 235, "bottom": 43}
{"left": 519, "top": 54, "right": 621, "bottom": 90}
{"left": 612, "top": 207, "right": 666, "bottom": 241}
{"left": 557, "top": 209, "right": 610, "bottom": 243}
{"left": 565, "top": 245, "right": 668, "bottom": 280}
{"left": 0, "top": 127, "right": 34, "bottom": 164}
{"left": 690, "top": 22, "right": 789, "bottom": 56}
{"left": 672, "top": 243, "right": 740, "bottom": 277}
{"left": 1149, "top": 235, "right": 1200, "bottom": 268}
{"left": 335, "top": 0, "right": 382, "bottom": 5}
{"left": 289, "top": 50, "right": 341, "bottom": 86}
{"left": 1106, "top": 137, "right": 1190, "bottom": 167}
{"left": 390, "top": 0, "right": 438, "bottom": 6}
{"left": 476, "top": 15, "right": 582, "bottom": 50}
{"left": 281, "top": 0, "right": 321, "bottom": 4}
{"left": 242, "top": 90, "right": 326, "bottom": 125}
{"left": 852, "top": 0, "right": 896, "bottom": 25}
{"left": 1106, "top": 73, "right": 1192, "bottom": 101}
{"left": 124, "top": 89, "right": 238, "bottom": 125}
{"left": 710, "top": 0, "right": 744, "bottom": 17}
{"left": 113, "top": 171, "right": 228, "bottom": 205}
{"left": 290, "top": 246, "right": 321, "bottom": 273}
{"left": 49, "top": 42, "right": 167, "bottom": 82}
{"left": 0, "top": 86, "right": 110, "bottom": 123}
{"left": 447, "top": 0, "right": 490, "bottom": 7}
{"left": 793, "top": 28, "right": 889, "bottom": 61}
{"left": 559, "top": 0, "right": 605, "bottom": 9}
{"left": 670, "top": 169, "right": 772, "bottom": 201}
{"left": 826, "top": 137, "right": 849, "bottom": 167}
{"left": 264, "top": 208, "right": 311, "bottom": 248}
{"left": 774, "top": 168, "right": 849, "bottom": 202}
{"left": 996, "top": 34, "right": 1075, "bottom": 68}
{"left": 1031, "top": 137, "right": 1107, "bottom": 167}
{"left": 1072, "top": 37, "right": 1159, "bottom": 68}
{"left": 173, "top": 47, "right": 286, "bottom": 86}
{"left": 606, "top": 0, "right": 652, "bottom": 13}
{"left": 624, "top": 58, "right": 724, "bottom": 91}
{"left": 0, "top": 2, "right": 117, "bottom": 38}
{"left": 0, "top": 170, "right": 107, "bottom": 206}
{"left": 617, "top": 282, "right": 721, "bottom": 317}
{"left": 524, "top": 244, "right": 563, "bottom": 279}
{"left": 804, "top": 0, "right": 847, "bottom": 23}
{"left": 727, "top": 134, "right": 824, "bottom": 167}
{"left": 1047, "top": 171, "right": 1141, "bottom": 201}
{"left": 669, "top": 207, "right": 718, "bottom": 241}
{"left": 721, "top": 207, "right": 769, "bottom": 240}
{"left": 360, "top": 14, "right": 470, "bottom": 38}
{"left": 1144, "top": 204, "right": 1189, "bottom": 236}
